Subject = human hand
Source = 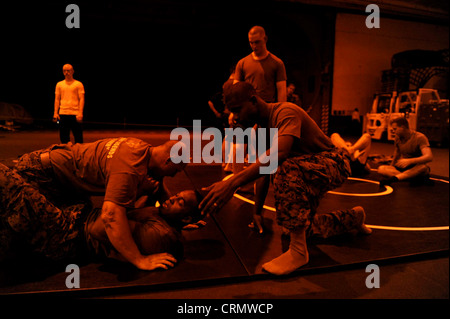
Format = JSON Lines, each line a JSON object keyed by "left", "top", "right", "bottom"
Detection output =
{"left": 134, "top": 253, "right": 177, "bottom": 271}
{"left": 248, "top": 212, "right": 264, "bottom": 234}
{"left": 142, "top": 176, "right": 160, "bottom": 195}
{"left": 182, "top": 220, "right": 207, "bottom": 230}
{"left": 396, "top": 158, "right": 411, "bottom": 169}
{"left": 76, "top": 114, "right": 83, "bottom": 122}
{"left": 53, "top": 114, "right": 60, "bottom": 123}
{"left": 199, "top": 180, "right": 237, "bottom": 216}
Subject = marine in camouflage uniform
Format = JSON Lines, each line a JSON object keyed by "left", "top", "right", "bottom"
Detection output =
{"left": 273, "top": 148, "right": 366, "bottom": 238}
{"left": 215, "top": 81, "right": 371, "bottom": 275}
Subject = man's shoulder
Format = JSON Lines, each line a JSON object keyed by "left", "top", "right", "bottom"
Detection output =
{"left": 56, "top": 80, "right": 84, "bottom": 87}
{"left": 74, "top": 80, "right": 85, "bottom": 87}
{"left": 122, "top": 137, "right": 152, "bottom": 152}
{"left": 413, "top": 130, "right": 426, "bottom": 137}
{"left": 238, "top": 53, "right": 254, "bottom": 64}
{"left": 412, "top": 130, "right": 430, "bottom": 143}
{"left": 268, "top": 52, "right": 284, "bottom": 63}
{"left": 273, "top": 102, "right": 303, "bottom": 113}
{"left": 270, "top": 102, "right": 304, "bottom": 121}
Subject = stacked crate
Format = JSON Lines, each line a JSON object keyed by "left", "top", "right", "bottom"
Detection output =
{"left": 417, "top": 101, "right": 449, "bottom": 146}
{"left": 381, "top": 68, "right": 410, "bottom": 93}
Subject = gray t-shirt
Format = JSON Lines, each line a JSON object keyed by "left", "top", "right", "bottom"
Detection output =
{"left": 235, "top": 52, "right": 287, "bottom": 102}
{"left": 394, "top": 130, "right": 430, "bottom": 162}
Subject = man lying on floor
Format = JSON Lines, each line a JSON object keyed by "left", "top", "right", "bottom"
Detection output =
{"left": 86, "top": 190, "right": 204, "bottom": 268}
{"left": 1, "top": 163, "right": 203, "bottom": 271}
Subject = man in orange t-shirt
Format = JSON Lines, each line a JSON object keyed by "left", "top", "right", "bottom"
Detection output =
{"left": 54, "top": 64, "right": 85, "bottom": 143}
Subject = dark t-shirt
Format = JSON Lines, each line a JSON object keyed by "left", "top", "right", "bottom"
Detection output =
{"left": 235, "top": 53, "right": 287, "bottom": 102}
{"left": 49, "top": 137, "right": 152, "bottom": 208}
{"left": 394, "top": 130, "right": 430, "bottom": 161}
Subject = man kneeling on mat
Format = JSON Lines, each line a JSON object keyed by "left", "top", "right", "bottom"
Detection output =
{"left": 199, "top": 82, "right": 371, "bottom": 276}
{"left": 1, "top": 164, "right": 203, "bottom": 271}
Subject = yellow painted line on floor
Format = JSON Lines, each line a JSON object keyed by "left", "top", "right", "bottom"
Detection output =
{"left": 365, "top": 225, "right": 449, "bottom": 231}
{"left": 229, "top": 176, "right": 449, "bottom": 232}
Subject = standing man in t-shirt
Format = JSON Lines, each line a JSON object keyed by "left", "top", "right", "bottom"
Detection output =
{"left": 54, "top": 64, "right": 85, "bottom": 144}
{"left": 234, "top": 26, "right": 287, "bottom": 103}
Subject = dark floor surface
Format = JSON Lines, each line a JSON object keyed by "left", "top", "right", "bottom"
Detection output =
{"left": 0, "top": 128, "right": 448, "bottom": 300}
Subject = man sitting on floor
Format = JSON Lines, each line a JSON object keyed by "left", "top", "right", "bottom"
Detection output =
{"left": 378, "top": 117, "right": 433, "bottom": 186}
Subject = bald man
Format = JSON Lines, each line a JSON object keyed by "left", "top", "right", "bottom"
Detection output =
{"left": 234, "top": 26, "right": 287, "bottom": 102}
{"left": 54, "top": 64, "right": 85, "bottom": 144}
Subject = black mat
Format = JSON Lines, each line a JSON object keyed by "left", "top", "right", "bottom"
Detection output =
{"left": 0, "top": 214, "right": 248, "bottom": 295}
{"left": 215, "top": 171, "right": 449, "bottom": 275}
{"left": 0, "top": 166, "right": 448, "bottom": 295}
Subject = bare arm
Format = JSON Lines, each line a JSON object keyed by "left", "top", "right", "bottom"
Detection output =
{"left": 250, "top": 175, "right": 270, "bottom": 233}
{"left": 208, "top": 101, "right": 221, "bottom": 118}
{"left": 199, "top": 135, "right": 293, "bottom": 215}
{"left": 54, "top": 90, "right": 61, "bottom": 121}
{"left": 76, "top": 91, "right": 85, "bottom": 122}
{"left": 101, "top": 201, "right": 177, "bottom": 270}
{"left": 395, "top": 146, "right": 433, "bottom": 169}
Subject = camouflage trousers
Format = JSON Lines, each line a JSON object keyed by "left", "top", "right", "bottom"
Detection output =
{"left": 273, "top": 148, "right": 359, "bottom": 236}
{"left": 0, "top": 161, "right": 91, "bottom": 262}
{"left": 13, "top": 147, "right": 89, "bottom": 207}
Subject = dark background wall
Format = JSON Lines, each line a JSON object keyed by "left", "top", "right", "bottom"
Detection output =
{"left": 0, "top": 1, "right": 335, "bottom": 127}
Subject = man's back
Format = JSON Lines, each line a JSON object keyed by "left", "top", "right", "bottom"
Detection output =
{"left": 49, "top": 137, "right": 152, "bottom": 207}
{"left": 268, "top": 102, "right": 334, "bottom": 155}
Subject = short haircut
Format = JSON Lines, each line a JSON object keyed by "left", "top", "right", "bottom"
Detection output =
{"left": 223, "top": 82, "right": 256, "bottom": 108}
{"left": 391, "top": 116, "right": 409, "bottom": 129}
{"left": 249, "top": 25, "right": 266, "bottom": 37}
